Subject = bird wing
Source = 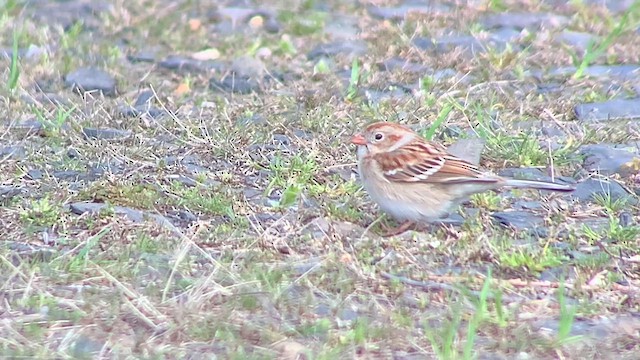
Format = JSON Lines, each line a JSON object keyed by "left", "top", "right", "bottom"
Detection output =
{"left": 374, "top": 140, "right": 498, "bottom": 185}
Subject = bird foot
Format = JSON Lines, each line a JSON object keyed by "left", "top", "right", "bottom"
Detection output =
{"left": 380, "top": 220, "right": 416, "bottom": 237}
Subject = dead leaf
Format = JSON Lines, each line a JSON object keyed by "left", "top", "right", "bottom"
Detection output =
{"left": 192, "top": 48, "right": 221, "bottom": 61}
{"left": 174, "top": 83, "right": 190, "bottom": 96}
{"left": 188, "top": 18, "right": 202, "bottom": 31}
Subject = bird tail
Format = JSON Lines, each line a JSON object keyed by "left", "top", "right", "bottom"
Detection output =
{"left": 503, "top": 178, "right": 575, "bottom": 192}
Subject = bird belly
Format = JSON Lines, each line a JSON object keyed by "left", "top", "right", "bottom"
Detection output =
{"left": 362, "top": 179, "right": 453, "bottom": 223}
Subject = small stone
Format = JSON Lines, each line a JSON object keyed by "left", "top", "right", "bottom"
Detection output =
{"left": 307, "top": 40, "right": 368, "bottom": 60}
{"left": 580, "top": 144, "right": 640, "bottom": 176}
{"left": 619, "top": 212, "right": 633, "bottom": 227}
{"left": 231, "top": 56, "right": 266, "bottom": 78}
{"left": 82, "top": 128, "right": 132, "bottom": 140}
{"left": 571, "top": 178, "right": 637, "bottom": 205}
{"left": 480, "top": 12, "right": 570, "bottom": 30}
{"left": 548, "top": 65, "right": 640, "bottom": 79}
{"left": 52, "top": 170, "right": 83, "bottom": 181}
{"left": 127, "top": 49, "right": 157, "bottom": 63}
{"left": 6, "top": 120, "right": 44, "bottom": 138}
{"left": 64, "top": 67, "right": 116, "bottom": 96}
{"left": 367, "top": 2, "right": 450, "bottom": 20}
{"left": 209, "top": 75, "right": 262, "bottom": 94}
{"left": 378, "top": 57, "right": 432, "bottom": 73}
{"left": 575, "top": 98, "right": 640, "bottom": 122}
{"left": 158, "top": 55, "right": 225, "bottom": 73}
{"left": 67, "top": 148, "right": 80, "bottom": 158}
{"left": 26, "top": 169, "right": 43, "bottom": 180}
{"left": 134, "top": 90, "right": 155, "bottom": 107}
{"left": 264, "top": 17, "right": 281, "bottom": 33}
{"left": 71, "top": 335, "right": 105, "bottom": 359}
{"left": 0, "top": 186, "right": 23, "bottom": 201}
{"left": 491, "top": 211, "right": 548, "bottom": 236}
{"left": 556, "top": 30, "right": 598, "bottom": 50}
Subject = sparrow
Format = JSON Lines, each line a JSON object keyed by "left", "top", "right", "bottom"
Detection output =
{"left": 351, "top": 122, "right": 575, "bottom": 235}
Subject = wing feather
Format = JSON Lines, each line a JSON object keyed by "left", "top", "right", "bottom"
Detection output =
{"left": 375, "top": 140, "right": 498, "bottom": 184}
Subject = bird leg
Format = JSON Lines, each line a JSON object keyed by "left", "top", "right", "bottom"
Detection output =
{"left": 381, "top": 220, "right": 416, "bottom": 237}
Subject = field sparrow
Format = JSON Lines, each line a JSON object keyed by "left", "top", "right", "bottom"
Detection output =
{"left": 351, "top": 122, "right": 575, "bottom": 235}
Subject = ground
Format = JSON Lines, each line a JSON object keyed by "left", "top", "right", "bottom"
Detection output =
{"left": 1, "top": 0, "right": 640, "bottom": 359}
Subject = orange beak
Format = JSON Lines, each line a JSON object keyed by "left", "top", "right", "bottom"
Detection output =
{"left": 351, "top": 134, "right": 367, "bottom": 145}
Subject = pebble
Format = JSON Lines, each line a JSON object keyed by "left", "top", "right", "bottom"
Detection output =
{"left": 367, "top": 2, "right": 450, "bottom": 20}
{"left": 82, "top": 128, "right": 133, "bottom": 140}
{"left": 480, "top": 12, "right": 570, "bottom": 30}
{"left": 491, "top": 211, "right": 548, "bottom": 236}
{"left": 574, "top": 98, "right": 640, "bottom": 122}
{"left": 580, "top": 144, "right": 640, "bottom": 177}
{"left": 158, "top": 55, "right": 225, "bottom": 74}
{"left": 64, "top": 67, "right": 117, "bottom": 96}
{"left": 571, "top": 178, "right": 637, "bottom": 205}
{"left": 0, "top": 186, "right": 23, "bottom": 201}
{"left": 307, "top": 40, "right": 368, "bottom": 60}
{"left": 0, "top": 145, "right": 27, "bottom": 160}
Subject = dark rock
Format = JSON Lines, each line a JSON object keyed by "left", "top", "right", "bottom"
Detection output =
{"left": 307, "top": 40, "right": 368, "bottom": 60}
{"left": 0, "top": 186, "right": 23, "bottom": 201}
{"left": 575, "top": 98, "right": 640, "bottom": 122}
{"left": 29, "top": 1, "right": 112, "bottom": 30}
{"left": 231, "top": 56, "right": 266, "bottom": 78}
{"left": 323, "top": 16, "right": 360, "bottom": 40}
{"left": 158, "top": 55, "right": 226, "bottom": 73}
{"left": 367, "top": 2, "right": 450, "bottom": 20}
{"left": 264, "top": 17, "right": 281, "bottom": 33}
{"left": 67, "top": 148, "right": 80, "bottom": 158}
{"left": 71, "top": 335, "right": 105, "bottom": 359}
{"left": 545, "top": 65, "right": 640, "bottom": 79}
{"left": 437, "top": 213, "right": 466, "bottom": 226}
{"left": 363, "top": 86, "right": 412, "bottom": 105}
{"left": 118, "top": 91, "right": 165, "bottom": 119}
{"left": 82, "top": 128, "right": 132, "bottom": 140}
{"left": 412, "top": 37, "right": 435, "bottom": 50}
{"left": 556, "top": 30, "right": 598, "bottom": 50}
{"left": 492, "top": 211, "right": 548, "bottom": 236}
{"left": 513, "top": 200, "right": 544, "bottom": 211}
{"left": 5, "top": 241, "right": 56, "bottom": 263}
{"left": 619, "top": 211, "right": 633, "bottom": 227}
{"left": 6, "top": 120, "right": 44, "bottom": 138}
{"left": 413, "top": 35, "right": 483, "bottom": 53}
{"left": 583, "top": 0, "right": 637, "bottom": 13}
{"left": 571, "top": 178, "right": 637, "bottom": 205}
{"left": 65, "top": 67, "right": 116, "bottom": 96}
{"left": 134, "top": 90, "right": 155, "bottom": 107}
{"left": 0, "top": 44, "right": 47, "bottom": 61}
{"left": 378, "top": 57, "right": 432, "bottom": 73}
{"left": 489, "top": 27, "right": 523, "bottom": 43}
{"left": 127, "top": 49, "right": 157, "bottom": 63}
{"left": 209, "top": 75, "right": 263, "bottom": 94}
{"left": 26, "top": 169, "right": 43, "bottom": 180}
{"left": 118, "top": 105, "right": 165, "bottom": 119}
{"left": 580, "top": 144, "right": 640, "bottom": 176}
{"left": 272, "top": 134, "right": 291, "bottom": 147}
{"left": 480, "top": 12, "right": 570, "bottom": 30}
{"left": 52, "top": 170, "right": 83, "bottom": 181}
{"left": 0, "top": 145, "right": 27, "bottom": 160}
{"left": 69, "top": 202, "right": 172, "bottom": 226}
{"left": 536, "top": 82, "right": 563, "bottom": 94}
{"left": 413, "top": 32, "right": 515, "bottom": 55}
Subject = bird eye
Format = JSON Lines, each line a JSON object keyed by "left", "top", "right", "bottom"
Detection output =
{"left": 374, "top": 132, "right": 384, "bottom": 141}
